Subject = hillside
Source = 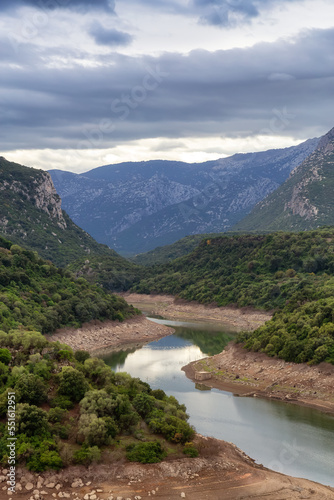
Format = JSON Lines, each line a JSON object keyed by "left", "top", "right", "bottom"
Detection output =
{"left": 132, "top": 232, "right": 223, "bottom": 265}
{"left": 0, "top": 330, "right": 195, "bottom": 473}
{"left": 132, "top": 229, "right": 334, "bottom": 364}
{"left": 0, "top": 157, "right": 114, "bottom": 267}
{"left": 0, "top": 235, "right": 137, "bottom": 334}
{"left": 49, "top": 138, "right": 318, "bottom": 255}
{"left": 234, "top": 127, "right": 334, "bottom": 232}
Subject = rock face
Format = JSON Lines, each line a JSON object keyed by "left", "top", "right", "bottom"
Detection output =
{"left": 234, "top": 126, "right": 334, "bottom": 232}
{"left": 50, "top": 138, "right": 318, "bottom": 255}
{"left": 0, "top": 157, "right": 112, "bottom": 266}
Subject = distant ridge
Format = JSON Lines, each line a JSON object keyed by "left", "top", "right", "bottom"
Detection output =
{"left": 50, "top": 138, "right": 318, "bottom": 255}
{"left": 233, "top": 127, "right": 334, "bottom": 232}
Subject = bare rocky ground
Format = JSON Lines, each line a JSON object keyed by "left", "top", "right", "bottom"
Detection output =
{"left": 121, "top": 294, "right": 272, "bottom": 331}
{"left": 4, "top": 435, "right": 334, "bottom": 500}
{"left": 46, "top": 315, "right": 172, "bottom": 354}
{"left": 184, "top": 343, "right": 334, "bottom": 416}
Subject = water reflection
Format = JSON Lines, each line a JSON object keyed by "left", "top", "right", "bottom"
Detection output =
{"left": 100, "top": 320, "right": 334, "bottom": 487}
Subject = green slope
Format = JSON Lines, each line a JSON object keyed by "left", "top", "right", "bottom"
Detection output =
{"left": 0, "top": 157, "right": 113, "bottom": 267}
{"left": 0, "top": 235, "right": 138, "bottom": 333}
{"left": 233, "top": 127, "right": 334, "bottom": 232}
{"left": 132, "top": 229, "right": 334, "bottom": 364}
{"left": 0, "top": 331, "right": 195, "bottom": 472}
{"left": 131, "top": 233, "right": 224, "bottom": 266}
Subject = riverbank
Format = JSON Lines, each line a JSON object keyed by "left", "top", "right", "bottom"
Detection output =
{"left": 183, "top": 342, "right": 334, "bottom": 416}
{"left": 46, "top": 314, "right": 172, "bottom": 353}
{"left": 121, "top": 293, "right": 272, "bottom": 330}
{"left": 8, "top": 434, "right": 334, "bottom": 500}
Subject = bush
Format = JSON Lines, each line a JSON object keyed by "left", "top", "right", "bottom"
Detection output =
{"left": 183, "top": 444, "right": 199, "bottom": 457}
{"left": 17, "top": 404, "right": 49, "bottom": 436}
{"left": 0, "top": 349, "right": 11, "bottom": 365}
{"left": 48, "top": 407, "right": 67, "bottom": 423}
{"left": 57, "top": 367, "right": 89, "bottom": 403}
{"left": 74, "top": 350, "right": 90, "bottom": 363}
{"left": 126, "top": 441, "right": 166, "bottom": 464}
{"left": 15, "top": 373, "right": 47, "bottom": 405}
{"left": 73, "top": 445, "right": 101, "bottom": 465}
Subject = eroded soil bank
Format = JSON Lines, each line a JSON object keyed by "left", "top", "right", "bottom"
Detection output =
{"left": 46, "top": 315, "right": 172, "bottom": 353}
{"left": 8, "top": 435, "right": 334, "bottom": 500}
{"left": 183, "top": 342, "right": 334, "bottom": 416}
{"left": 121, "top": 293, "right": 272, "bottom": 330}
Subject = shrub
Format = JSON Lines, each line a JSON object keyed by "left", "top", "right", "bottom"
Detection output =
{"left": 15, "top": 373, "right": 47, "bottom": 405}
{"left": 57, "top": 367, "right": 89, "bottom": 403}
{"left": 0, "top": 349, "right": 11, "bottom": 365}
{"left": 126, "top": 441, "right": 166, "bottom": 464}
{"left": 17, "top": 404, "right": 49, "bottom": 436}
{"left": 73, "top": 445, "right": 101, "bottom": 465}
{"left": 74, "top": 350, "right": 90, "bottom": 363}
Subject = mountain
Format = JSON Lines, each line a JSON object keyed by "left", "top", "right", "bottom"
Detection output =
{"left": 49, "top": 138, "right": 318, "bottom": 255}
{"left": 233, "top": 127, "right": 334, "bottom": 232}
{"left": 0, "top": 157, "right": 116, "bottom": 267}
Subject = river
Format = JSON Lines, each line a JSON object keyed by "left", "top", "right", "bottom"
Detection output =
{"left": 100, "top": 316, "right": 334, "bottom": 487}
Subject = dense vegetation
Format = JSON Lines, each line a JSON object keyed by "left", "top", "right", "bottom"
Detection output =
{"left": 131, "top": 233, "right": 223, "bottom": 266}
{"left": 69, "top": 254, "right": 145, "bottom": 292}
{"left": 0, "top": 236, "right": 138, "bottom": 333}
{"left": 0, "top": 331, "right": 196, "bottom": 470}
{"left": 0, "top": 157, "right": 115, "bottom": 267}
{"left": 132, "top": 228, "right": 334, "bottom": 364}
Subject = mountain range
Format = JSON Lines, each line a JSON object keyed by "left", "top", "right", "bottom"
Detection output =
{"left": 50, "top": 138, "right": 318, "bottom": 255}
{"left": 234, "top": 127, "right": 334, "bottom": 232}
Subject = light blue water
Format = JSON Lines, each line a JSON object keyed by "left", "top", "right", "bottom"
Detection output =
{"left": 101, "top": 318, "right": 334, "bottom": 487}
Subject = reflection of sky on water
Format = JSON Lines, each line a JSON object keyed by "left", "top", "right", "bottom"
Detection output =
{"left": 102, "top": 327, "right": 334, "bottom": 487}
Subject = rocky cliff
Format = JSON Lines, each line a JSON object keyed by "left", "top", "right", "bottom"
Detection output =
{"left": 0, "top": 157, "right": 112, "bottom": 266}
{"left": 233, "top": 126, "right": 334, "bottom": 232}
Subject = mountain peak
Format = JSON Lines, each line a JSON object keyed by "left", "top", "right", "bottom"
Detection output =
{"left": 233, "top": 126, "right": 334, "bottom": 232}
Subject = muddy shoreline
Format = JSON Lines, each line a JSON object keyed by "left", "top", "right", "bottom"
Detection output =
{"left": 183, "top": 342, "right": 334, "bottom": 416}
{"left": 10, "top": 434, "right": 334, "bottom": 499}
{"left": 121, "top": 292, "right": 272, "bottom": 330}
{"left": 46, "top": 314, "right": 173, "bottom": 353}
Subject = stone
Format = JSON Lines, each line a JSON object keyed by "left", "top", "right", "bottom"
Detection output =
{"left": 56, "top": 484, "right": 62, "bottom": 490}
{"left": 25, "top": 483, "right": 34, "bottom": 491}
{"left": 181, "top": 493, "right": 186, "bottom": 498}
{"left": 46, "top": 483, "right": 56, "bottom": 489}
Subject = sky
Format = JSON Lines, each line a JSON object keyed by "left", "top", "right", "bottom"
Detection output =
{"left": 1, "top": 0, "right": 334, "bottom": 173}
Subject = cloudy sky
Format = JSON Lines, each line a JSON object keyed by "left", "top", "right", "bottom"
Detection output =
{"left": 1, "top": 0, "right": 334, "bottom": 173}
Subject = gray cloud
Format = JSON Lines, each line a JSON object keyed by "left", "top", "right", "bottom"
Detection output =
{"left": 0, "top": 28, "right": 333, "bottom": 152}
{"left": 0, "top": 0, "right": 115, "bottom": 13}
{"left": 89, "top": 21, "right": 133, "bottom": 46}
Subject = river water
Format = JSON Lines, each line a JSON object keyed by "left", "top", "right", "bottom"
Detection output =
{"left": 101, "top": 317, "right": 334, "bottom": 487}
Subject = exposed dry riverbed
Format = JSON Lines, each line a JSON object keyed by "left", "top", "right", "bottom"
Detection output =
{"left": 8, "top": 435, "right": 334, "bottom": 500}
{"left": 47, "top": 314, "right": 172, "bottom": 354}
{"left": 38, "top": 293, "right": 334, "bottom": 499}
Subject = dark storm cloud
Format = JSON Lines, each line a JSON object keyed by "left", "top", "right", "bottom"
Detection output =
{"left": 122, "top": 0, "right": 303, "bottom": 27}
{"left": 89, "top": 22, "right": 133, "bottom": 46}
{"left": 0, "top": 0, "right": 115, "bottom": 13}
{"left": 1, "top": 28, "right": 333, "bottom": 151}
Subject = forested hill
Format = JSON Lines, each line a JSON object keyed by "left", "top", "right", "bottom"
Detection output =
{"left": 132, "top": 229, "right": 334, "bottom": 365}
{"left": 0, "top": 157, "right": 114, "bottom": 267}
{"left": 132, "top": 229, "right": 334, "bottom": 309}
{"left": 0, "top": 236, "right": 138, "bottom": 334}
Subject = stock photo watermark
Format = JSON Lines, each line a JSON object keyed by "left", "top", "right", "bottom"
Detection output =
{"left": 7, "top": 391, "right": 16, "bottom": 494}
